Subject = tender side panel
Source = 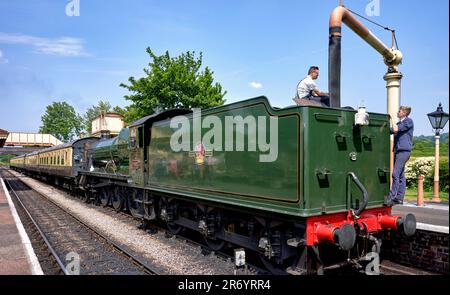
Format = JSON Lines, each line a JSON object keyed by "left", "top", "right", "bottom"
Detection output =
{"left": 147, "top": 100, "right": 303, "bottom": 216}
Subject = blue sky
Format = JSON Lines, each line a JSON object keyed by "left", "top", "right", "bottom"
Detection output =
{"left": 0, "top": 0, "right": 448, "bottom": 136}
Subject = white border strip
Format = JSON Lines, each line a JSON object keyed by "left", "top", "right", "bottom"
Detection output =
{"left": 416, "top": 222, "right": 449, "bottom": 234}
{"left": 1, "top": 177, "right": 44, "bottom": 275}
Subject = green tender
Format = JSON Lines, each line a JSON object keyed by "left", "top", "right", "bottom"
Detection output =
{"left": 143, "top": 97, "right": 390, "bottom": 217}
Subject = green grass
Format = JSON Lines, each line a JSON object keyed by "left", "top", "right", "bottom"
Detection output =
{"left": 405, "top": 188, "right": 449, "bottom": 203}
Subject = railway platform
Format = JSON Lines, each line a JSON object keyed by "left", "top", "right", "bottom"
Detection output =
{"left": 0, "top": 176, "right": 43, "bottom": 275}
{"left": 393, "top": 202, "right": 449, "bottom": 230}
{"left": 387, "top": 202, "right": 449, "bottom": 274}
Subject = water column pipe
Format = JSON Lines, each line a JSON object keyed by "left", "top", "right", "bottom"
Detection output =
{"left": 328, "top": 4, "right": 404, "bottom": 182}
{"left": 328, "top": 4, "right": 403, "bottom": 111}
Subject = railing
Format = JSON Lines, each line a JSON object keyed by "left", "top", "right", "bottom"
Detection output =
{"left": 5, "top": 133, "right": 63, "bottom": 147}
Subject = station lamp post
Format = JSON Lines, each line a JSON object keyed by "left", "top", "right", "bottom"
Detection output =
{"left": 427, "top": 103, "right": 449, "bottom": 203}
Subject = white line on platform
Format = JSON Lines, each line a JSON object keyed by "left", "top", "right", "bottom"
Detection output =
{"left": 402, "top": 202, "right": 449, "bottom": 211}
{"left": 1, "top": 177, "right": 44, "bottom": 275}
{"left": 416, "top": 222, "right": 449, "bottom": 234}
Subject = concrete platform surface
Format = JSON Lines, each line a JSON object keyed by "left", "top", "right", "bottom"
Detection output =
{"left": 392, "top": 202, "right": 449, "bottom": 228}
{"left": 0, "top": 177, "right": 43, "bottom": 275}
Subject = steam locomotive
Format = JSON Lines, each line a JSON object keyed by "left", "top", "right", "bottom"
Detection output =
{"left": 10, "top": 96, "right": 416, "bottom": 274}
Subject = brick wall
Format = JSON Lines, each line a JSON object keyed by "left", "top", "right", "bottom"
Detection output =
{"left": 382, "top": 229, "right": 449, "bottom": 274}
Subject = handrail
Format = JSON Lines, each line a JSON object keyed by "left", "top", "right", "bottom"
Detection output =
{"left": 347, "top": 172, "right": 369, "bottom": 216}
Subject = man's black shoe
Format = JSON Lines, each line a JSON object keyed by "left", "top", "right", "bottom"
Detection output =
{"left": 385, "top": 199, "right": 395, "bottom": 207}
{"left": 386, "top": 199, "right": 403, "bottom": 206}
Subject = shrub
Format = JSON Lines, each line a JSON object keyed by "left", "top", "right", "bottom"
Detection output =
{"left": 440, "top": 158, "right": 449, "bottom": 193}
{"left": 406, "top": 157, "right": 449, "bottom": 193}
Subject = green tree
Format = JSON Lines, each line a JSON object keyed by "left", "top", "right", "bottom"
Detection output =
{"left": 112, "top": 105, "right": 126, "bottom": 117}
{"left": 120, "top": 48, "right": 226, "bottom": 123}
{"left": 39, "top": 102, "right": 82, "bottom": 142}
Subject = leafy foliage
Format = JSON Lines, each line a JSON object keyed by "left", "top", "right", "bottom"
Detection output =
{"left": 411, "top": 133, "right": 449, "bottom": 157}
{"left": 83, "top": 101, "right": 125, "bottom": 135}
{"left": 39, "top": 102, "right": 82, "bottom": 142}
{"left": 439, "top": 157, "right": 449, "bottom": 193}
{"left": 406, "top": 156, "right": 449, "bottom": 193}
{"left": 405, "top": 157, "right": 434, "bottom": 179}
{"left": 120, "top": 48, "right": 226, "bottom": 123}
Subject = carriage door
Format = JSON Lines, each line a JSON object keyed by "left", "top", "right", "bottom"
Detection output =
{"left": 129, "top": 125, "right": 146, "bottom": 186}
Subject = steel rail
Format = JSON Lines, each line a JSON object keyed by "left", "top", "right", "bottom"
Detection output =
{"left": 2, "top": 175, "right": 68, "bottom": 275}
{"left": 2, "top": 170, "right": 160, "bottom": 275}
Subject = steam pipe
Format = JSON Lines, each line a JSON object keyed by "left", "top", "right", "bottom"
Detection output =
{"left": 328, "top": 5, "right": 403, "bottom": 108}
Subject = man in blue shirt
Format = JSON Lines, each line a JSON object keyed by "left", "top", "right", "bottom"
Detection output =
{"left": 387, "top": 106, "right": 414, "bottom": 206}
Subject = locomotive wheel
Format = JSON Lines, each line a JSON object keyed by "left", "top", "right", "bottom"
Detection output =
{"left": 259, "top": 254, "right": 288, "bottom": 275}
{"left": 204, "top": 235, "right": 225, "bottom": 251}
{"left": 128, "top": 189, "right": 144, "bottom": 218}
{"left": 257, "top": 227, "right": 290, "bottom": 275}
{"left": 199, "top": 208, "right": 225, "bottom": 251}
{"left": 167, "top": 222, "right": 182, "bottom": 235}
{"left": 80, "top": 190, "right": 90, "bottom": 203}
{"left": 99, "top": 189, "right": 110, "bottom": 207}
{"left": 111, "top": 187, "right": 124, "bottom": 212}
{"left": 161, "top": 199, "right": 183, "bottom": 235}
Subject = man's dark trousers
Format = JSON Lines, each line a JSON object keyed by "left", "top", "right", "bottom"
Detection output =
{"left": 308, "top": 96, "right": 330, "bottom": 107}
{"left": 389, "top": 151, "right": 411, "bottom": 202}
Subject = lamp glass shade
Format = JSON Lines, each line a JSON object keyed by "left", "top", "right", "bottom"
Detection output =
{"left": 427, "top": 104, "right": 449, "bottom": 130}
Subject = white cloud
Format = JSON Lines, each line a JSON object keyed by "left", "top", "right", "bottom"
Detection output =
{"left": 250, "top": 81, "right": 263, "bottom": 89}
{"left": 0, "top": 49, "right": 8, "bottom": 64}
{"left": 0, "top": 32, "right": 87, "bottom": 57}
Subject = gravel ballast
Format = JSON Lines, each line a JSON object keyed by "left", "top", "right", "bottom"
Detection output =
{"left": 10, "top": 171, "right": 244, "bottom": 275}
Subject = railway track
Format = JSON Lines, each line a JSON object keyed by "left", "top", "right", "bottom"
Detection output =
{"left": 3, "top": 168, "right": 435, "bottom": 276}
{"left": 1, "top": 169, "right": 159, "bottom": 275}
{"left": 58, "top": 182, "right": 267, "bottom": 275}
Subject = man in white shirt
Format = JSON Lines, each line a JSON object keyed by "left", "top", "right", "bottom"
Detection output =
{"left": 295, "top": 66, "right": 330, "bottom": 106}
